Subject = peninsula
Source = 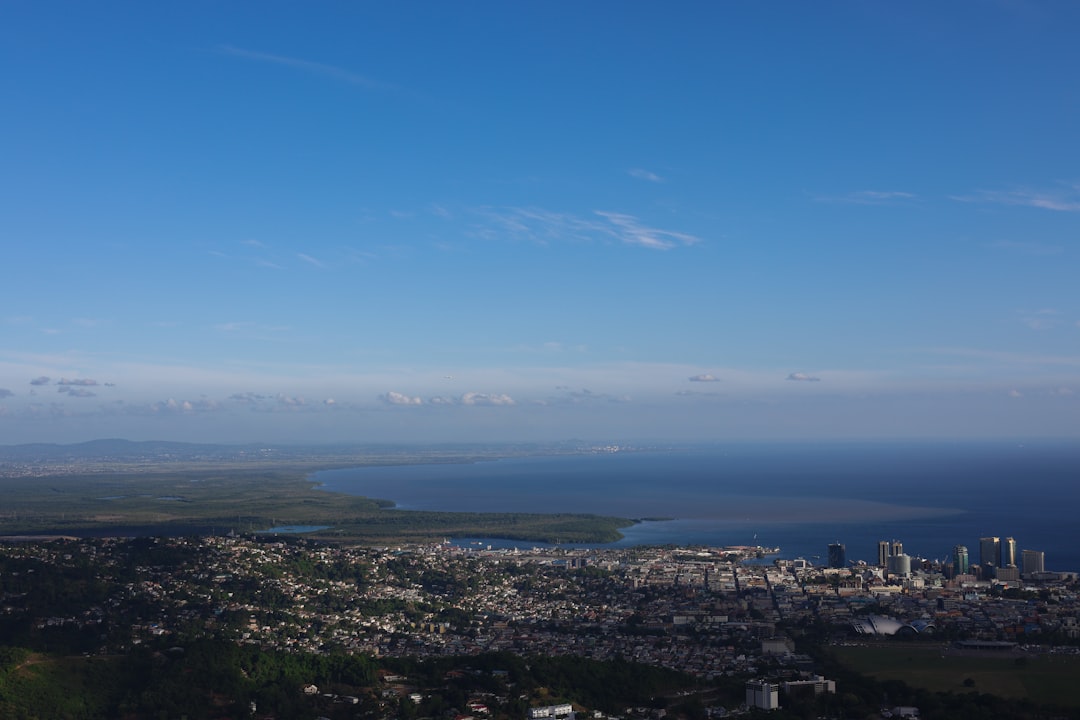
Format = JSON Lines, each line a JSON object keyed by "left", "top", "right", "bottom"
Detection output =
{"left": 0, "top": 440, "right": 637, "bottom": 544}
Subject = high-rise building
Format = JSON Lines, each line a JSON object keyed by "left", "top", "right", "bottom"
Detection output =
{"left": 746, "top": 680, "right": 780, "bottom": 710}
{"left": 828, "top": 543, "right": 846, "bottom": 569}
{"left": 1003, "top": 537, "right": 1018, "bottom": 568}
{"left": 878, "top": 540, "right": 903, "bottom": 567}
{"left": 1022, "top": 549, "right": 1045, "bottom": 576}
{"left": 979, "top": 536, "right": 1001, "bottom": 569}
{"left": 953, "top": 545, "right": 969, "bottom": 575}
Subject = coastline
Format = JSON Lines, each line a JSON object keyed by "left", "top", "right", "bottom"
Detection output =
{"left": 307, "top": 446, "right": 1080, "bottom": 570}
{"left": 3, "top": 441, "right": 1079, "bottom": 569}
{"left": 0, "top": 461, "right": 638, "bottom": 545}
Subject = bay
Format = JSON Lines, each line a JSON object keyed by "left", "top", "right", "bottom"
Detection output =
{"left": 314, "top": 441, "right": 1080, "bottom": 572}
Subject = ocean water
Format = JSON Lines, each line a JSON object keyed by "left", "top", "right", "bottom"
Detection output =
{"left": 313, "top": 441, "right": 1080, "bottom": 572}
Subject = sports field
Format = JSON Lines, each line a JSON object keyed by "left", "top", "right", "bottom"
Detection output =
{"left": 830, "top": 643, "right": 1080, "bottom": 708}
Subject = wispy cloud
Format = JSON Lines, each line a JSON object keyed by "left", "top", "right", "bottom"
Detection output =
{"left": 1020, "top": 308, "right": 1060, "bottom": 331}
{"left": 688, "top": 374, "right": 720, "bottom": 382}
{"left": 476, "top": 207, "right": 699, "bottom": 250}
{"left": 628, "top": 168, "right": 665, "bottom": 183}
{"left": 596, "top": 211, "right": 699, "bottom": 249}
{"left": 218, "top": 45, "right": 380, "bottom": 89}
{"left": 58, "top": 386, "right": 96, "bottom": 397}
{"left": 425, "top": 392, "right": 516, "bottom": 406}
{"left": 144, "top": 398, "right": 221, "bottom": 415}
{"left": 223, "top": 391, "right": 339, "bottom": 412}
{"left": 951, "top": 184, "right": 1080, "bottom": 212}
{"left": 786, "top": 372, "right": 821, "bottom": 382}
{"left": 475, "top": 207, "right": 583, "bottom": 244}
{"left": 276, "top": 394, "right": 307, "bottom": 408}
{"left": 229, "top": 392, "right": 272, "bottom": 404}
{"left": 58, "top": 377, "right": 99, "bottom": 386}
{"left": 0, "top": 388, "right": 13, "bottom": 399}
{"left": 297, "top": 253, "right": 326, "bottom": 269}
{"left": 460, "top": 392, "right": 515, "bottom": 406}
{"left": 234, "top": 240, "right": 337, "bottom": 271}
{"left": 815, "top": 190, "right": 917, "bottom": 205}
{"left": 550, "top": 387, "right": 629, "bottom": 404}
{"left": 382, "top": 391, "right": 423, "bottom": 406}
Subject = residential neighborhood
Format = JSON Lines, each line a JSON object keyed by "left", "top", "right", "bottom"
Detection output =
{"left": 2, "top": 534, "right": 1079, "bottom": 718}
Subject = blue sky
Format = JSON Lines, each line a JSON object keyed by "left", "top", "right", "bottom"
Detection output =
{"left": 1, "top": 2, "right": 1078, "bottom": 444}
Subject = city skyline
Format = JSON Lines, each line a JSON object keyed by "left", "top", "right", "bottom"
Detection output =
{"left": 858, "top": 535, "right": 1049, "bottom": 576}
{"left": 2, "top": 3, "right": 1079, "bottom": 444}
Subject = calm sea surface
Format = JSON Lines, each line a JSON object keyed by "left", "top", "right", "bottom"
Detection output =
{"left": 314, "top": 442, "right": 1080, "bottom": 572}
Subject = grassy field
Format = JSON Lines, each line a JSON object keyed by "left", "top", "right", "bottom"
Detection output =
{"left": 0, "top": 466, "right": 635, "bottom": 544}
{"left": 829, "top": 643, "right": 1080, "bottom": 708}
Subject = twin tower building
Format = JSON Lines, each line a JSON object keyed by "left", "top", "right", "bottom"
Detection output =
{"left": 876, "top": 539, "right": 912, "bottom": 577}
